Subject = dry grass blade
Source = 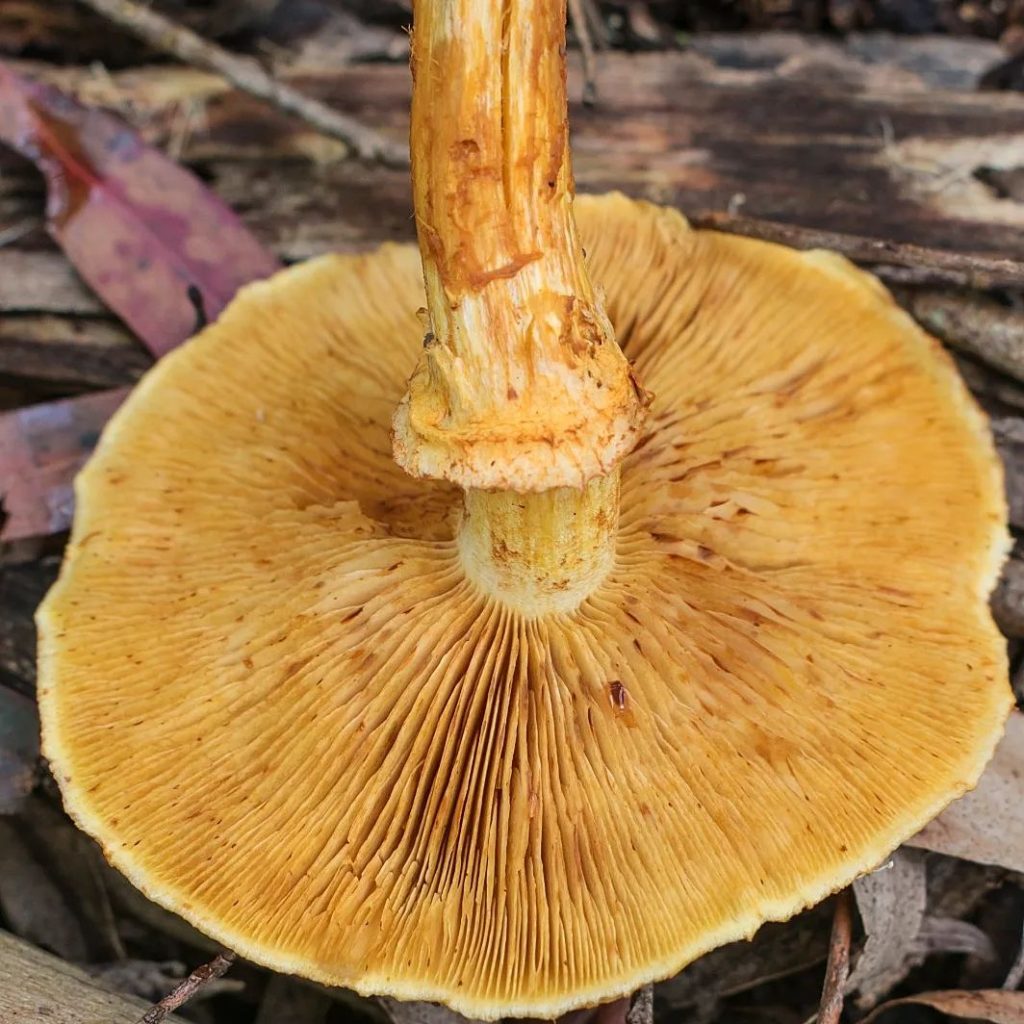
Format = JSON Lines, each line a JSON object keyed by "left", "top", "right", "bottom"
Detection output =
{"left": 567, "top": 0, "right": 599, "bottom": 103}
{"left": 817, "top": 891, "right": 853, "bottom": 1024}
{"left": 74, "top": 0, "right": 408, "bottom": 167}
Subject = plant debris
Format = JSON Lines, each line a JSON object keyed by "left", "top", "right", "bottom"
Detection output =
{"left": 0, "top": 68, "right": 279, "bottom": 543}
{"left": 910, "top": 711, "right": 1024, "bottom": 873}
{"left": 76, "top": 0, "right": 408, "bottom": 166}
{"left": 2, "top": 7, "right": 1024, "bottom": 1024}
{"left": 136, "top": 950, "right": 237, "bottom": 1024}
{"left": 0, "top": 388, "right": 126, "bottom": 543}
{"left": 848, "top": 851, "right": 928, "bottom": 1008}
{"left": 862, "top": 988, "right": 1024, "bottom": 1023}
{"left": 0, "top": 64, "right": 279, "bottom": 356}
{"left": 817, "top": 892, "right": 854, "bottom": 1024}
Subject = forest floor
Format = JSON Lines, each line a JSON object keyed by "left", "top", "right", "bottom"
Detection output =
{"left": 2, "top": 3, "right": 1024, "bottom": 1024}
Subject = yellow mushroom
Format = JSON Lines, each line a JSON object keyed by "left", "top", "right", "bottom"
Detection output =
{"left": 38, "top": 0, "right": 1011, "bottom": 1019}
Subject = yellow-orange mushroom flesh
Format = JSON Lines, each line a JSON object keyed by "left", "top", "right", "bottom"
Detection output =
{"left": 39, "top": 195, "right": 1011, "bottom": 1019}
{"left": 393, "top": 0, "right": 647, "bottom": 493}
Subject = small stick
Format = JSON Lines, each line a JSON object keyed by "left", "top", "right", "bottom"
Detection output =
{"left": 0, "top": 218, "right": 39, "bottom": 249}
{"left": 74, "top": 0, "right": 408, "bottom": 167}
{"left": 136, "top": 950, "right": 237, "bottom": 1024}
{"left": 584, "top": 0, "right": 611, "bottom": 49}
{"left": 692, "top": 212, "right": 1024, "bottom": 291}
{"left": 1004, "top": 921, "right": 1024, "bottom": 990}
{"left": 892, "top": 286, "right": 1024, "bottom": 384}
{"left": 567, "top": 0, "right": 599, "bottom": 105}
{"left": 817, "top": 890, "right": 854, "bottom": 1024}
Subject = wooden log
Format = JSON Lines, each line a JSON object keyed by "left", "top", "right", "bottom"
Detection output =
{"left": 0, "top": 38, "right": 1022, "bottom": 328}
{"left": 0, "top": 252, "right": 104, "bottom": 317}
{"left": 2, "top": 34, "right": 1023, "bottom": 262}
{"left": 3, "top": 35, "right": 1024, "bottom": 544}
{"left": 0, "top": 929, "right": 184, "bottom": 1023}
{"left": 0, "top": 315, "right": 150, "bottom": 391}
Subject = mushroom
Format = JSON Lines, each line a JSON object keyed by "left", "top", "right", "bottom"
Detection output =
{"left": 37, "top": 0, "right": 1011, "bottom": 1019}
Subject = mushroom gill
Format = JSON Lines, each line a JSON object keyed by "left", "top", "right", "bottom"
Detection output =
{"left": 37, "top": 0, "right": 1012, "bottom": 1017}
{"left": 38, "top": 195, "right": 1010, "bottom": 1018}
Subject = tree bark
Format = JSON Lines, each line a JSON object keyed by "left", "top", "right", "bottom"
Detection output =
{"left": 0, "top": 930, "right": 185, "bottom": 1024}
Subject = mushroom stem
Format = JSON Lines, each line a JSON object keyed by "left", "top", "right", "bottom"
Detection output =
{"left": 458, "top": 471, "right": 619, "bottom": 614}
{"left": 393, "top": 0, "right": 647, "bottom": 494}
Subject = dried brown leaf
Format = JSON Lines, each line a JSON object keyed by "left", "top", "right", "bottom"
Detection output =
{"left": 0, "top": 816, "right": 89, "bottom": 961}
{"left": 916, "top": 917, "right": 996, "bottom": 961}
{"left": 0, "top": 66, "right": 280, "bottom": 544}
{"left": 625, "top": 985, "right": 654, "bottom": 1024}
{"left": 254, "top": 976, "right": 332, "bottom": 1024}
{"left": 909, "top": 711, "right": 1024, "bottom": 872}
{"left": 19, "top": 795, "right": 128, "bottom": 960}
{"left": 861, "top": 988, "right": 1024, "bottom": 1023}
{"left": 378, "top": 999, "right": 485, "bottom": 1024}
{"left": 0, "top": 387, "right": 127, "bottom": 543}
{"left": 848, "top": 849, "right": 927, "bottom": 1007}
{"left": 657, "top": 904, "right": 832, "bottom": 1012}
{"left": 993, "top": 555, "right": 1024, "bottom": 638}
{"left": 897, "top": 289, "right": 1024, "bottom": 385}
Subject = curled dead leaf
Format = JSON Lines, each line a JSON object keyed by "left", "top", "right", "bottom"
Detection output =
{"left": 848, "top": 850, "right": 927, "bottom": 1008}
{"left": 909, "top": 711, "right": 1024, "bottom": 873}
{"left": 0, "top": 67, "right": 280, "bottom": 544}
{"left": 861, "top": 988, "right": 1024, "bottom": 1024}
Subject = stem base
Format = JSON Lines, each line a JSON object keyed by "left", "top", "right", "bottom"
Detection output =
{"left": 457, "top": 471, "right": 619, "bottom": 615}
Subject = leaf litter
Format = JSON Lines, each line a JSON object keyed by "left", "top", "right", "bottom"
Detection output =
{"left": 0, "top": 62, "right": 279, "bottom": 356}
{"left": 1, "top": 20, "right": 1024, "bottom": 1024}
{"left": 909, "top": 710, "right": 1024, "bottom": 874}
{"left": 0, "top": 62, "right": 280, "bottom": 544}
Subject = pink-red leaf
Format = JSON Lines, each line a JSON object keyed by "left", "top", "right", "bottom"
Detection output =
{"left": 0, "top": 66, "right": 282, "bottom": 543}
{"left": 0, "top": 389, "right": 128, "bottom": 543}
{"left": 0, "top": 62, "right": 279, "bottom": 356}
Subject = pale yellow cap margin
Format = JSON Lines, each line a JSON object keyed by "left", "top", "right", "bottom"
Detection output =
{"left": 36, "top": 198, "right": 1014, "bottom": 1020}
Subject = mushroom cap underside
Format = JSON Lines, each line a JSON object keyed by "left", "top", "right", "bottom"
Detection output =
{"left": 38, "top": 193, "right": 1011, "bottom": 1019}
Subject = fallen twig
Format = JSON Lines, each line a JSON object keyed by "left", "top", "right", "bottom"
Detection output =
{"left": 1005, "top": 921, "right": 1024, "bottom": 990}
{"left": 891, "top": 287, "right": 1024, "bottom": 385}
{"left": 583, "top": 0, "right": 610, "bottom": 48}
{"left": 625, "top": 3, "right": 668, "bottom": 49}
{"left": 74, "top": 0, "right": 408, "bottom": 167}
{"left": 567, "top": 0, "right": 599, "bottom": 104}
{"left": 817, "top": 890, "right": 854, "bottom": 1024}
{"left": 693, "top": 212, "right": 1024, "bottom": 291}
{"left": 136, "top": 950, "right": 237, "bottom": 1024}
